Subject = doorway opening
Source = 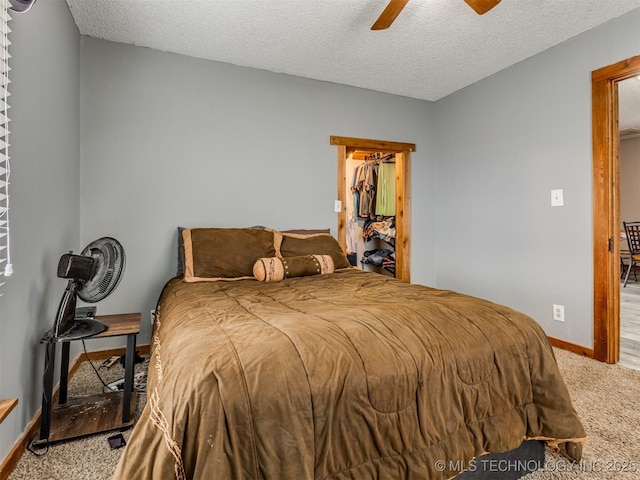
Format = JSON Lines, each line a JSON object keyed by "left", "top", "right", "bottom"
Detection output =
{"left": 592, "top": 54, "right": 640, "bottom": 364}
{"left": 330, "top": 136, "right": 415, "bottom": 282}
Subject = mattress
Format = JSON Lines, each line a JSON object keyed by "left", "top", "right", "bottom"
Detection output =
{"left": 113, "top": 269, "right": 586, "bottom": 479}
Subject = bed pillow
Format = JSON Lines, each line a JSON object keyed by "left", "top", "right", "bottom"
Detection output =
{"left": 177, "top": 225, "right": 268, "bottom": 277}
{"left": 253, "top": 255, "right": 334, "bottom": 282}
{"left": 182, "top": 227, "right": 278, "bottom": 282}
{"left": 279, "top": 232, "right": 351, "bottom": 270}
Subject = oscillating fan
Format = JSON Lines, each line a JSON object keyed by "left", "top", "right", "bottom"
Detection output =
{"left": 48, "top": 237, "right": 126, "bottom": 341}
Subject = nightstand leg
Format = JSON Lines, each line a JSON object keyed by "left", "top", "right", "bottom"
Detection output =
{"left": 59, "top": 341, "right": 70, "bottom": 404}
{"left": 39, "top": 342, "right": 56, "bottom": 441}
{"left": 122, "top": 333, "right": 136, "bottom": 424}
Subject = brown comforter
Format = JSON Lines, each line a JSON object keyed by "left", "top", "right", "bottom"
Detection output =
{"left": 114, "top": 269, "right": 586, "bottom": 480}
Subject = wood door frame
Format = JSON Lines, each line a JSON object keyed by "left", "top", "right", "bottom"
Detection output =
{"left": 330, "top": 136, "right": 415, "bottom": 282}
{"left": 592, "top": 55, "right": 640, "bottom": 363}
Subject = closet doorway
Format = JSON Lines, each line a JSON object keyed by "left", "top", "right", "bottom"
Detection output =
{"left": 330, "top": 136, "right": 415, "bottom": 282}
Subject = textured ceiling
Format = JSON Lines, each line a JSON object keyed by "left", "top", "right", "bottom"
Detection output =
{"left": 64, "top": 0, "right": 640, "bottom": 129}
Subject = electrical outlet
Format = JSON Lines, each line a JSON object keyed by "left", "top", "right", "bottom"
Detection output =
{"left": 553, "top": 304, "right": 565, "bottom": 322}
{"left": 150, "top": 309, "right": 156, "bottom": 325}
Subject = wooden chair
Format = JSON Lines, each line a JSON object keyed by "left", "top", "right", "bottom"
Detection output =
{"left": 622, "top": 221, "right": 640, "bottom": 287}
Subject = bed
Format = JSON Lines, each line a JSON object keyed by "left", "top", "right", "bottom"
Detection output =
{"left": 113, "top": 227, "right": 586, "bottom": 480}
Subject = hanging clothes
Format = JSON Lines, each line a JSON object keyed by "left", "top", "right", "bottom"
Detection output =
{"left": 349, "top": 163, "right": 364, "bottom": 254}
{"left": 375, "top": 161, "right": 396, "bottom": 216}
{"left": 352, "top": 161, "right": 379, "bottom": 221}
{"left": 352, "top": 153, "right": 395, "bottom": 220}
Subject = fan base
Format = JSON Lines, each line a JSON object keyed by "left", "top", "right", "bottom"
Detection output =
{"left": 43, "top": 319, "right": 107, "bottom": 343}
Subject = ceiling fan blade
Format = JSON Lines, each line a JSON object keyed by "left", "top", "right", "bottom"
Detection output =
{"left": 9, "top": 0, "right": 37, "bottom": 13}
{"left": 464, "top": 0, "right": 501, "bottom": 15}
{"left": 371, "top": 0, "right": 409, "bottom": 30}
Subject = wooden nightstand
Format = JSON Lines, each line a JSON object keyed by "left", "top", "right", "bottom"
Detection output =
{"left": 34, "top": 313, "right": 141, "bottom": 447}
{"left": 0, "top": 398, "right": 18, "bottom": 424}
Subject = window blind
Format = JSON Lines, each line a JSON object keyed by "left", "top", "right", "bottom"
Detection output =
{"left": 0, "top": 0, "right": 12, "bottom": 288}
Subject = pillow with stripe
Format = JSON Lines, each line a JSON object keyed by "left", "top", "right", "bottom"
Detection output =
{"left": 253, "top": 255, "right": 334, "bottom": 282}
{"left": 182, "top": 227, "right": 278, "bottom": 282}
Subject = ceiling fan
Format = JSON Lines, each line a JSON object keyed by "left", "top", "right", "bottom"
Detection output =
{"left": 8, "top": 0, "right": 37, "bottom": 13}
{"left": 371, "top": 0, "right": 502, "bottom": 30}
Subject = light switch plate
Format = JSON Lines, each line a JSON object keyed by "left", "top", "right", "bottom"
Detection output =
{"left": 334, "top": 200, "right": 342, "bottom": 212}
{"left": 551, "top": 189, "right": 564, "bottom": 207}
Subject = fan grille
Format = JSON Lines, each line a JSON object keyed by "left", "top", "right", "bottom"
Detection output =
{"left": 77, "top": 237, "right": 126, "bottom": 303}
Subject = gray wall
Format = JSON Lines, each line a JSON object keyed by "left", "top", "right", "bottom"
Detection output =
{"left": 78, "top": 37, "right": 438, "bottom": 346}
{"left": 0, "top": 0, "right": 80, "bottom": 463}
{"left": 621, "top": 137, "right": 640, "bottom": 225}
{"left": 434, "top": 9, "right": 640, "bottom": 348}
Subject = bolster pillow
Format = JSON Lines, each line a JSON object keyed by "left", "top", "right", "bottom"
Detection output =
{"left": 253, "top": 255, "right": 334, "bottom": 282}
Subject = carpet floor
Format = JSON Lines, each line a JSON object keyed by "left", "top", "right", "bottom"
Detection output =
{"left": 7, "top": 348, "right": 640, "bottom": 479}
{"left": 8, "top": 356, "right": 148, "bottom": 480}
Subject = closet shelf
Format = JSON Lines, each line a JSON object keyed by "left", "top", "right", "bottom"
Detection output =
{"left": 367, "top": 232, "right": 395, "bottom": 247}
